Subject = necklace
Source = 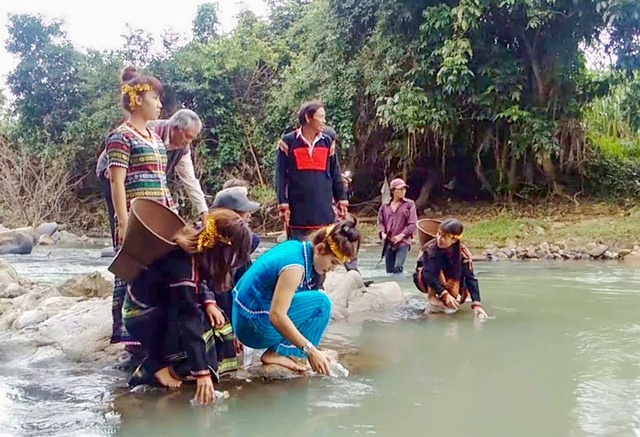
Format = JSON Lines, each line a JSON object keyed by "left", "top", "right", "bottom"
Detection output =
{"left": 125, "top": 121, "right": 153, "bottom": 141}
{"left": 301, "top": 241, "right": 312, "bottom": 289}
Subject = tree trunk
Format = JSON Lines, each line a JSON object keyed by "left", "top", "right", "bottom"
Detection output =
{"left": 541, "top": 155, "right": 562, "bottom": 196}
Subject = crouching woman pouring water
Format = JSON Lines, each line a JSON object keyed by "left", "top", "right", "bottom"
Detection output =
{"left": 123, "top": 208, "right": 252, "bottom": 405}
{"left": 232, "top": 220, "right": 361, "bottom": 375}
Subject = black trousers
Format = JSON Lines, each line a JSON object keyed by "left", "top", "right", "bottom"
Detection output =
{"left": 99, "top": 173, "right": 116, "bottom": 246}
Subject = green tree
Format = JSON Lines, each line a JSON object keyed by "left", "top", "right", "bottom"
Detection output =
{"left": 5, "top": 13, "right": 84, "bottom": 148}
{"left": 192, "top": 3, "right": 220, "bottom": 43}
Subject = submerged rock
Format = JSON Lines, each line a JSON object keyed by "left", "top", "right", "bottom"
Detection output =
{"left": 323, "top": 270, "right": 405, "bottom": 321}
{"left": 237, "top": 349, "right": 340, "bottom": 380}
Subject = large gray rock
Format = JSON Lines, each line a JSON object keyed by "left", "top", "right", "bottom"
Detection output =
{"left": 0, "top": 229, "right": 34, "bottom": 255}
{"left": 324, "top": 270, "right": 405, "bottom": 321}
{"left": 35, "top": 222, "right": 58, "bottom": 238}
{"left": 12, "top": 227, "right": 37, "bottom": 243}
{"left": 588, "top": 244, "right": 609, "bottom": 259}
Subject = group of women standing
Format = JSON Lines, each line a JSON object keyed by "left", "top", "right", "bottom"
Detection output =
{"left": 100, "top": 66, "right": 363, "bottom": 404}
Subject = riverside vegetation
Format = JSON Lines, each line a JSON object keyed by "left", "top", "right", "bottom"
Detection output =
{"left": 0, "top": 1, "right": 639, "bottom": 248}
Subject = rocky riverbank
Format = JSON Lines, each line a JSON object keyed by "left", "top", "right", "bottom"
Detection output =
{"left": 0, "top": 259, "right": 405, "bottom": 370}
{"left": 0, "top": 222, "right": 107, "bottom": 256}
{"left": 478, "top": 240, "right": 640, "bottom": 262}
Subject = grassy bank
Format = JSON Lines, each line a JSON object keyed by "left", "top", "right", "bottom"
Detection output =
{"left": 355, "top": 200, "right": 640, "bottom": 251}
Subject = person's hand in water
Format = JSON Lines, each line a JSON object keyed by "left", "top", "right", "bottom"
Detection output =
{"left": 472, "top": 303, "right": 488, "bottom": 318}
{"left": 307, "top": 347, "right": 331, "bottom": 375}
{"left": 205, "top": 304, "right": 226, "bottom": 328}
{"left": 441, "top": 292, "right": 459, "bottom": 310}
{"left": 194, "top": 376, "right": 216, "bottom": 405}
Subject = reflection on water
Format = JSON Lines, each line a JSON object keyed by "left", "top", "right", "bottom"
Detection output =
{"left": 1, "top": 247, "right": 640, "bottom": 436}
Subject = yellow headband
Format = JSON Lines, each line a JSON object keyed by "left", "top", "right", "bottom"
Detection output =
{"left": 121, "top": 83, "right": 152, "bottom": 109}
{"left": 438, "top": 230, "right": 463, "bottom": 240}
{"left": 438, "top": 229, "right": 462, "bottom": 240}
{"left": 197, "top": 216, "right": 230, "bottom": 252}
{"left": 325, "top": 225, "right": 350, "bottom": 263}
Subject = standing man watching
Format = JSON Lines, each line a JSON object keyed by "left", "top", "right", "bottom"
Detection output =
{"left": 275, "top": 101, "right": 348, "bottom": 241}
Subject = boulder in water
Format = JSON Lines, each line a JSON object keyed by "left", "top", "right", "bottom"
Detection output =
{"left": 0, "top": 229, "right": 34, "bottom": 255}
{"left": 52, "top": 230, "right": 82, "bottom": 245}
{"left": 35, "top": 222, "right": 58, "bottom": 238}
{"left": 100, "top": 247, "right": 116, "bottom": 258}
{"left": 324, "top": 270, "right": 405, "bottom": 321}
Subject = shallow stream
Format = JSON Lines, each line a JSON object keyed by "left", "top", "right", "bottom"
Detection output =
{"left": 1, "top": 245, "right": 639, "bottom": 437}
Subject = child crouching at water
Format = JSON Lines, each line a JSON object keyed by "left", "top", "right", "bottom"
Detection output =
{"left": 413, "top": 218, "right": 488, "bottom": 318}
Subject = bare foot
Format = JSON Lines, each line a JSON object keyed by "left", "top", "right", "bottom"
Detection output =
{"left": 427, "top": 295, "right": 445, "bottom": 310}
{"left": 261, "top": 350, "right": 307, "bottom": 373}
{"left": 154, "top": 367, "right": 182, "bottom": 388}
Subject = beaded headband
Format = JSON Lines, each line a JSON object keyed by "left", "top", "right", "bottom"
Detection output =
{"left": 197, "top": 216, "right": 231, "bottom": 252}
{"left": 121, "top": 83, "right": 152, "bottom": 110}
{"left": 438, "top": 230, "right": 463, "bottom": 241}
{"left": 325, "top": 224, "right": 350, "bottom": 263}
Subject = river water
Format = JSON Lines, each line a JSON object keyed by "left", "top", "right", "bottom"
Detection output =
{"left": 1, "top": 244, "right": 640, "bottom": 437}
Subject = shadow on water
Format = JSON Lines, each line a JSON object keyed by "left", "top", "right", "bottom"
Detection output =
{"left": 2, "top": 246, "right": 640, "bottom": 436}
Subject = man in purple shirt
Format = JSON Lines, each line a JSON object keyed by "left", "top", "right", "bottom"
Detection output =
{"left": 377, "top": 178, "right": 418, "bottom": 274}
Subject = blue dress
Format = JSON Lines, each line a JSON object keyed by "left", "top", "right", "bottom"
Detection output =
{"left": 232, "top": 240, "right": 331, "bottom": 357}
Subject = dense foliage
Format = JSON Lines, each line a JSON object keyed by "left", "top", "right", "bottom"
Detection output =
{"left": 1, "top": 0, "right": 640, "bottom": 227}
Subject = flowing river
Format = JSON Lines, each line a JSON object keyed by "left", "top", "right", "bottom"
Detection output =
{"left": 1, "top": 244, "right": 639, "bottom": 437}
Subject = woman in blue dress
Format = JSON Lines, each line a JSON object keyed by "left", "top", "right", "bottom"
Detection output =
{"left": 232, "top": 219, "right": 361, "bottom": 375}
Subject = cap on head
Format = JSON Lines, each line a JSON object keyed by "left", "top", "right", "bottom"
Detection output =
{"left": 389, "top": 178, "right": 409, "bottom": 191}
{"left": 212, "top": 188, "right": 260, "bottom": 212}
